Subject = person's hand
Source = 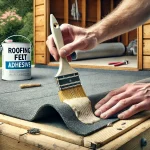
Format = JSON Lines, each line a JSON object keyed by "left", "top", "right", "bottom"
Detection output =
{"left": 46, "top": 24, "right": 98, "bottom": 61}
{"left": 95, "top": 83, "right": 150, "bottom": 119}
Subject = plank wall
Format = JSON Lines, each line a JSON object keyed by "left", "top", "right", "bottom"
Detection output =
{"left": 34, "top": 0, "right": 138, "bottom": 68}
{"left": 34, "top": 0, "right": 47, "bottom": 64}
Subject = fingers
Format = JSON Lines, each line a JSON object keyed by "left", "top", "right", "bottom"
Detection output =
{"left": 118, "top": 101, "right": 149, "bottom": 119}
{"left": 59, "top": 39, "right": 87, "bottom": 58}
{"left": 95, "top": 84, "right": 128, "bottom": 110}
{"left": 46, "top": 35, "right": 59, "bottom": 61}
{"left": 95, "top": 91, "right": 129, "bottom": 116}
{"left": 99, "top": 96, "right": 135, "bottom": 119}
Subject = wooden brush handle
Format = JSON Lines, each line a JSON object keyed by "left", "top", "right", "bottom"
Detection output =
{"left": 50, "top": 14, "right": 77, "bottom": 77}
{"left": 20, "top": 83, "right": 41, "bottom": 89}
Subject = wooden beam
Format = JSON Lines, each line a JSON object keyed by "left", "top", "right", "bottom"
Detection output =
{"left": 0, "top": 114, "right": 83, "bottom": 146}
{"left": 1, "top": 123, "right": 87, "bottom": 150}
{"left": 84, "top": 111, "right": 150, "bottom": 148}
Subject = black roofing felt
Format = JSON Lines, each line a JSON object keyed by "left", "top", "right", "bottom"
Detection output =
{"left": 0, "top": 66, "right": 150, "bottom": 135}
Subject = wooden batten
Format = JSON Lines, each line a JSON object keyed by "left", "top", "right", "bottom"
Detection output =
{"left": 138, "top": 26, "right": 143, "bottom": 70}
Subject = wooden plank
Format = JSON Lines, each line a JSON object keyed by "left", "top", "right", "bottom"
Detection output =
{"left": 137, "top": 26, "right": 143, "bottom": 70}
{"left": 48, "top": 63, "right": 138, "bottom": 71}
{"left": 64, "top": 0, "right": 69, "bottom": 23}
{"left": 0, "top": 114, "right": 83, "bottom": 146}
{"left": 35, "top": 5, "right": 44, "bottom": 16}
{"left": 81, "top": 0, "right": 86, "bottom": 27}
{"left": 48, "top": 56, "right": 138, "bottom": 71}
{"left": 143, "top": 56, "right": 150, "bottom": 69}
{"left": 35, "top": 31, "right": 45, "bottom": 41}
{"left": 35, "top": 16, "right": 45, "bottom": 26}
{"left": 99, "top": 119, "right": 150, "bottom": 150}
{"left": 97, "top": 0, "right": 101, "bottom": 21}
{"left": 143, "top": 24, "right": 150, "bottom": 39}
{"left": 35, "top": 0, "right": 44, "bottom": 6}
{"left": 143, "top": 40, "right": 150, "bottom": 55}
{"left": 84, "top": 111, "right": 150, "bottom": 148}
{"left": 35, "top": 42, "right": 45, "bottom": 54}
{"left": 1, "top": 123, "right": 87, "bottom": 150}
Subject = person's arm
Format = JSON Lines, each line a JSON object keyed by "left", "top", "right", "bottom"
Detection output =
{"left": 89, "top": 0, "right": 150, "bottom": 44}
{"left": 46, "top": 0, "right": 150, "bottom": 59}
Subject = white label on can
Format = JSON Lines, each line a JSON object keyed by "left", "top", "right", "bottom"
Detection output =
{"left": 6, "top": 47, "right": 31, "bottom": 70}
{"left": 2, "top": 43, "right": 31, "bottom": 80}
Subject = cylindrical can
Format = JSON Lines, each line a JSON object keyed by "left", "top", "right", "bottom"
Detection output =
{"left": 1, "top": 35, "right": 31, "bottom": 80}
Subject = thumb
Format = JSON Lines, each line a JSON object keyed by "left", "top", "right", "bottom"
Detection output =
{"left": 59, "top": 39, "right": 87, "bottom": 57}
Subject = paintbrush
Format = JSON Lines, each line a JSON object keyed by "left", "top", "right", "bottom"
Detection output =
{"left": 50, "top": 14, "right": 86, "bottom": 102}
{"left": 50, "top": 14, "right": 100, "bottom": 124}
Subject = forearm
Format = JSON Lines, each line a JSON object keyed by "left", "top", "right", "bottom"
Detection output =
{"left": 89, "top": 0, "right": 150, "bottom": 43}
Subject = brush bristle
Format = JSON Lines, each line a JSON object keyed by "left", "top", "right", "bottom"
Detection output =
{"left": 58, "top": 85, "right": 87, "bottom": 102}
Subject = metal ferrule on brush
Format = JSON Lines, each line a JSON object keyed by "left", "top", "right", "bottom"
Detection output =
{"left": 56, "top": 73, "right": 81, "bottom": 90}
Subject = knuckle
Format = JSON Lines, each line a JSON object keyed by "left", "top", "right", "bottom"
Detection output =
{"left": 112, "top": 96, "right": 120, "bottom": 103}
{"left": 119, "top": 99, "right": 127, "bottom": 106}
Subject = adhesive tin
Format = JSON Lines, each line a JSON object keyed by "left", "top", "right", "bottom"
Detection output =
{"left": 1, "top": 35, "right": 31, "bottom": 80}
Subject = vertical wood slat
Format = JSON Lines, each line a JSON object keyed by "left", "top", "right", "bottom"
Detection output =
{"left": 33, "top": 0, "right": 36, "bottom": 64}
{"left": 138, "top": 26, "right": 143, "bottom": 70}
{"left": 110, "top": 0, "right": 114, "bottom": 11}
{"left": 44, "top": 0, "right": 47, "bottom": 64}
{"left": 125, "top": 32, "right": 129, "bottom": 46}
{"left": 64, "top": 0, "right": 69, "bottom": 23}
{"left": 46, "top": 0, "right": 50, "bottom": 63}
{"left": 81, "top": 0, "right": 86, "bottom": 27}
{"left": 97, "top": 0, "right": 101, "bottom": 22}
